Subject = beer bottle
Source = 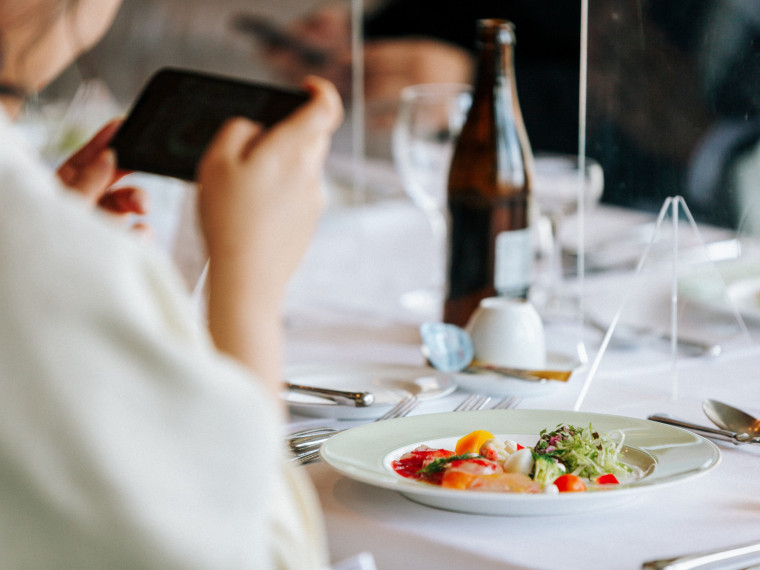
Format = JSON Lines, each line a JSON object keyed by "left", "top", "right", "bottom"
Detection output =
{"left": 443, "top": 19, "right": 535, "bottom": 327}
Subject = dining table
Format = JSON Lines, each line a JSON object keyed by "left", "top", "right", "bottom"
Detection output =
{"left": 278, "top": 158, "right": 760, "bottom": 570}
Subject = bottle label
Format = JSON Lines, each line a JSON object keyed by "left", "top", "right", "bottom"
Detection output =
{"left": 495, "top": 228, "right": 532, "bottom": 296}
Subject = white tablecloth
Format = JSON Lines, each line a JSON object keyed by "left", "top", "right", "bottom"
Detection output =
{"left": 283, "top": 195, "right": 760, "bottom": 570}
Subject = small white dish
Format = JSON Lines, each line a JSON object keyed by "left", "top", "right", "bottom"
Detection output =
{"left": 283, "top": 363, "right": 457, "bottom": 420}
{"left": 321, "top": 409, "right": 720, "bottom": 516}
{"left": 453, "top": 352, "right": 581, "bottom": 397}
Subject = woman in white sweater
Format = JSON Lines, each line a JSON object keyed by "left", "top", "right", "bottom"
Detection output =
{"left": 0, "top": 0, "right": 342, "bottom": 567}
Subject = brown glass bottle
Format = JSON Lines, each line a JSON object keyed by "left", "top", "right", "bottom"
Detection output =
{"left": 443, "top": 19, "right": 534, "bottom": 327}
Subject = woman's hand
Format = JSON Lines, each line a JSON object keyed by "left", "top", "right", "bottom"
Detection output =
{"left": 57, "top": 120, "right": 151, "bottom": 233}
{"left": 197, "top": 76, "right": 343, "bottom": 391}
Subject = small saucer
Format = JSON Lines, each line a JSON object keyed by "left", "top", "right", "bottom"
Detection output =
{"left": 283, "top": 363, "right": 457, "bottom": 419}
{"left": 453, "top": 352, "right": 581, "bottom": 397}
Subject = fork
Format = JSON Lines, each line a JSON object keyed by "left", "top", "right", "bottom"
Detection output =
{"left": 290, "top": 395, "right": 420, "bottom": 464}
{"left": 454, "top": 393, "right": 521, "bottom": 411}
{"left": 490, "top": 395, "right": 521, "bottom": 410}
{"left": 288, "top": 396, "right": 420, "bottom": 453}
{"left": 454, "top": 393, "right": 492, "bottom": 411}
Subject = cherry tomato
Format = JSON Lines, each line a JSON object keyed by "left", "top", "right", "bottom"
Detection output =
{"left": 553, "top": 474, "right": 587, "bottom": 492}
{"left": 595, "top": 474, "right": 619, "bottom": 485}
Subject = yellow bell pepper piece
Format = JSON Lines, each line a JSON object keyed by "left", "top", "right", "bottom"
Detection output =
{"left": 454, "top": 429, "right": 495, "bottom": 455}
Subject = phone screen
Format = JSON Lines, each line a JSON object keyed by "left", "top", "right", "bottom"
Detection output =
{"left": 110, "top": 68, "right": 309, "bottom": 181}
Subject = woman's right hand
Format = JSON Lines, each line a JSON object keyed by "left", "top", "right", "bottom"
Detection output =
{"left": 196, "top": 76, "right": 343, "bottom": 388}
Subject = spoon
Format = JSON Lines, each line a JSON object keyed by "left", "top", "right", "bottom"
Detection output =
{"left": 419, "top": 322, "right": 572, "bottom": 382}
{"left": 703, "top": 399, "right": 760, "bottom": 443}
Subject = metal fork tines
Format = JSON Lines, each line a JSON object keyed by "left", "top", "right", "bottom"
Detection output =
{"left": 490, "top": 395, "right": 521, "bottom": 410}
{"left": 454, "top": 394, "right": 521, "bottom": 411}
{"left": 290, "top": 395, "right": 420, "bottom": 464}
{"left": 454, "top": 394, "right": 492, "bottom": 411}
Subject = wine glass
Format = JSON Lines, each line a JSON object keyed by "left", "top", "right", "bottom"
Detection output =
{"left": 392, "top": 83, "right": 472, "bottom": 316}
{"left": 530, "top": 153, "right": 604, "bottom": 314}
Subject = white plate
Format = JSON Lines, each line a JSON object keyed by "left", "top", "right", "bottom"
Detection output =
{"left": 283, "top": 363, "right": 457, "bottom": 420}
{"left": 679, "top": 258, "right": 760, "bottom": 323}
{"left": 321, "top": 409, "right": 720, "bottom": 516}
{"left": 452, "top": 352, "right": 581, "bottom": 397}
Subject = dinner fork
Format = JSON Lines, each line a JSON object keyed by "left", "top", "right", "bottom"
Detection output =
{"left": 288, "top": 396, "right": 420, "bottom": 453}
{"left": 454, "top": 394, "right": 521, "bottom": 412}
{"left": 290, "top": 396, "right": 420, "bottom": 464}
{"left": 454, "top": 393, "right": 492, "bottom": 411}
{"left": 489, "top": 395, "right": 521, "bottom": 410}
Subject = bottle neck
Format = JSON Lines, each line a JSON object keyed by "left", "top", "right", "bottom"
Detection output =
{"left": 472, "top": 20, "right": 516, "bottom": 93}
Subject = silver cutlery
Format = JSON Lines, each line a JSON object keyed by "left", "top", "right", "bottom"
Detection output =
{"left": 289, "top": 395, "right": 420, "bottom": 452}
{"left": 284, "top": 426, "right": 339, "bottom": 447}
{"left": 454, "top": 393, "right": 521, "bottom": 411}
{"left": 286, "top": 382, "right": 375, "bottom": 407}
{"left": 489, "top": 395, "right": 522, "bottom": 410}
{"left": 703, "top": 399, "right": 760, "bottom": 441}
{"left": 464, "top": 364, "right": 572, "bottom": 382}
{"left": 290, "top": 395, "right": 420, "bottom": 464}
{"left": 641, "top": 538, "right": 760, "bottom": 569}
{"left": 647, "top": 414, "right": 760, "bottom": 445}
{"left": 454, "top": 393, "right": 492, "bottom": 411}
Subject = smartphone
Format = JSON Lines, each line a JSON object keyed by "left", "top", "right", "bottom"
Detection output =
{"left": 230, "top": 13, "right": 329, "bottom": 67}
{"left": 110, "top": 67, "right": 309, "bottom": 181}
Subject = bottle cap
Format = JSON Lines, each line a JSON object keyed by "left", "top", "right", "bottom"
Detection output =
{"left": 476, "top": 19, "right": 516, "bottom": 45}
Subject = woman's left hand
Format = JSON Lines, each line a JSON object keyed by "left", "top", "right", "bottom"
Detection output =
{"left": 57, "top": 119, "right": 151, "bottom": 234}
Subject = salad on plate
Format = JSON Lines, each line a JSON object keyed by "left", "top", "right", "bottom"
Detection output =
{"left": 392, "top": 423, "right": 634, "bottom": 494}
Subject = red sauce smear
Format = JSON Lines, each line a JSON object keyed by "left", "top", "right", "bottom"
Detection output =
{"left": 391, "top": 446, "right": 453, "bottom": 485}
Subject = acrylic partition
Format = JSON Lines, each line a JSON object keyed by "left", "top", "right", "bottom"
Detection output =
{"left": 575, "top": 0, "right": 760, "bottom": 407}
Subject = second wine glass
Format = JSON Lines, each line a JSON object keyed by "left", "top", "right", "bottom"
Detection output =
{"left": 392, "top": 83, "right": 472, "bottom": 316}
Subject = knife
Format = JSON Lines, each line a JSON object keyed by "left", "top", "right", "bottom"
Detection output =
{"left": 647, "top": 414, "right": 760, "bottom": 444}
{"left": 466, "top": 362, "right": 573, "bottom": 382}
{"left": 642, "top": 538, "right": 760, "bottom": 569}
{"left": 285, "top": 383, "right": 375, "bottom": 407}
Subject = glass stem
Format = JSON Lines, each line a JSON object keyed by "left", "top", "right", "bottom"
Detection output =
{"left": 428, "top": 207, "right": 448, "bottom": 290}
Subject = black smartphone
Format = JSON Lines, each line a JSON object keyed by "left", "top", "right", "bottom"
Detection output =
{"left": 110, "top": 67, "right": 309, "bottom": 181}
{"left": 230, "top": 13, "right": 329, "bottom": 67}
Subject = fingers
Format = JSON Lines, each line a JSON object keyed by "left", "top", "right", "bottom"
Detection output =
{"left": 98, "top": 187, "right": 149, "bottom": 216}
{"left": 61, "top": 148, "right": 118, "bottom": 203}
{"left": 256, "top": 76, "right": 343, "bottom": 156}
{"left": 296, "top": 76, "right": 345, "bottom": 134}
{"left": 58, "top": 119, "right": 123, "bottom": 187}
